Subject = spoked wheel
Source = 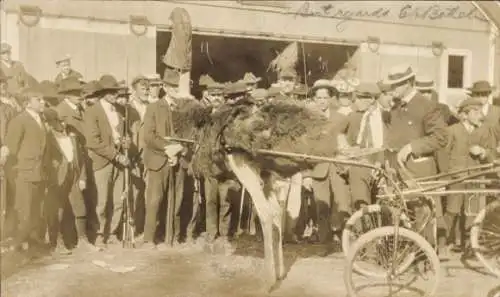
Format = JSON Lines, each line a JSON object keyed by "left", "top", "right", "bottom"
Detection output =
{"left": 470, "top": 200, "right": 500, "bottom": 277}
{"left": 342, "top": 204, "right": 414, "bottom": 277}
{"left": 344, "top": 226, "right": 440, "bottom": 297}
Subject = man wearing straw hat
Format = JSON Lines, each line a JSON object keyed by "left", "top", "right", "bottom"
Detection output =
{"left": 4, "top": 84, "right": 50, "bottom": 253}
{"left": 83, "top": 75, "right": 131, "bottom": 247}
{"left": 54, "top": 55, "right": 83, "bottom": 87}
{"left": 384, "top": 64, "right": 448, "bottom": 249}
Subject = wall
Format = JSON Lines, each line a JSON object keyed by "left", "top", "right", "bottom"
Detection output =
{"left": 0, "top": 0, "right": 494, "bottom": 95}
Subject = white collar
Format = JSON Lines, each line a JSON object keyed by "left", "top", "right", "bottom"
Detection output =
{"left": 100, "top": 99, "right": 116, "bottom": 111}
{"left": 64, "top": 98, "right": 79, "bottom": 111}
{"left": 401, "top": 89, "right": 418, "bottom": 104}
{"left": 163, "top": 96, "right": 176, "bottom": 107}
{"left": 25, "top": 108, "right": 41, "bottom": 124}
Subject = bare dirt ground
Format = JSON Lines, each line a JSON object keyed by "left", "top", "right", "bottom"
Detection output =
{"left": 1, "top": 237, "right": 499, "bottom": 297}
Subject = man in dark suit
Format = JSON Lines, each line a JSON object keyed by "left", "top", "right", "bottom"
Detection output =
{"left": 44, "top": 108, "right": 98, "bottom": 254}
{"left": 467, "top": 80, "right": 500, "bottom": 127}
{"left": 5, "top": 84, "right": 50, "bottom": 252}
{"left": 142, "top": 70, "right": 184, "bottom": 249}
{"left": 0, "top": 43, "right": 31, "bottom": 94}
{"left": 84, "top": 75, "right": 130, "bottom": 247}
{"left": 302, "top": 79, "right": 350, "bottom": 243}
{"left": 54, "top": 55, "right": 83, "bottom": 87}
{"left": 384, "top": 64, "right": 448, "bottom": 248}
{"left": 55, "top": 77, "right": 87, "bottom": 144}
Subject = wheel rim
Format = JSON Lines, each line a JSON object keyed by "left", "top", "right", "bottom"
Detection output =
{"left": 471, "top": 201, "right": 500, "bottom": 277}
{"left": 346, "top": 227, "right": 440, "bottom": 297}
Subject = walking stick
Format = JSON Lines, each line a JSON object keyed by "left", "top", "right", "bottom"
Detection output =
{"left": 122, "top": 104, "right": 135, "bottom": 248}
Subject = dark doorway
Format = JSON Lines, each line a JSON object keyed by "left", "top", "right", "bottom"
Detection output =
{"left": 157, "top": 31, "right": 358, "bottom": 98}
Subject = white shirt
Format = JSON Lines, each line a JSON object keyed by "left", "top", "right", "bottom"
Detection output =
{"left": 400, "top": 89, "right": 418, "bottom": 105}
{"left": 55, "top": 134, "right": 74, "bottom": 162}
{"left": 337, "top": 106, "right": 352, "bottom": 116}
{"left": 131, "top": 99, "right": 147, "bottom": 122}
{"left": 100, "top": 100, "right": 121, "bottom": 143}
{"left": 356, "top": 104, "right": 384, "bottom": 149}
{"left": 64, "top": 98, "right": 79, "bottom": 112}
{"left": 26, "top": 108, "right": 43, "bottom": 128}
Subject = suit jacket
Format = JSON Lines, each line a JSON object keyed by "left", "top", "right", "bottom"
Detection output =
{"left": 444, "top": 122, "right": 496, "bottom": 173}
{"left": 5, "top": 111, "right": 50, "bottom": 182}
{"left": 143, "top": 98, "right": 175, "bottom": 171}
{"left": 387, "top": 92, "right": 447, "bottom": 156}
{"left": 47, "top": 132, "right": 86, "bottom": 186}
{"left": 83, "top": 102, "right": 124, "bottom": 171}
{"left": 303, "top": 109, "right": 346, "bottom": 179}
{"left": 127, "top": 101, "right": 146, "bottom": 160}
{"left": 55, "top": 100, "right": 86, "bottom": 145}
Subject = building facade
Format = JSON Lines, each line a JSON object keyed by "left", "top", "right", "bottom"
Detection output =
{"left": 1, "top": 0, "right": 498, "bottom": 105}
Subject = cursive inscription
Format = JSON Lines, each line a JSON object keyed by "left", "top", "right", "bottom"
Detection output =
{"left": 291, "top": 2, "right": 488, "bottom": 32}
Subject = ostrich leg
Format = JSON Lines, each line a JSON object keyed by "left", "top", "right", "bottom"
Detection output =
{"left": 226, "top": 154, "right": 281, "bottom": 286}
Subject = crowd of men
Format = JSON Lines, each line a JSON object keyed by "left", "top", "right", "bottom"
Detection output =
{"left": 0, "top": 41, "right": 499, "bottom": 262}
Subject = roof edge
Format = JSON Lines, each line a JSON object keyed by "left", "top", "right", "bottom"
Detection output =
{"left": 471, "top": 1, "right": 499, "bottom": 32}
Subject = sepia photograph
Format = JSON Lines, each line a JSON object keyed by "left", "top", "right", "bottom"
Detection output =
{"left": 0, "top": 1, "right": 499, "bottom": 296}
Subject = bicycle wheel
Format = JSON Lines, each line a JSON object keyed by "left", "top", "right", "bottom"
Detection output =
{"left": 344, "top": 226, "right": 441, "bottom": 297}
{"left": 470, "top": 200, "right": 500, "bottom": 278}
{"left": 342, "top": 204, "right": 414, "bottom": 277}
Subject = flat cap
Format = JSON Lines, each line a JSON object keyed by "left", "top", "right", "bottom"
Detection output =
{"left": 55, "top": 54, "right": 71, "bottom": 65}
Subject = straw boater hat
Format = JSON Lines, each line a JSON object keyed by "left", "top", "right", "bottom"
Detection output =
{"left": 309, "top": 79, "right": 338, "bottom": 97}
{"left": 415, "top": 75, "right": 435, "bottom": 91}
{"left": 224, "top": 81, "right": 248, "bottom": 97}
{"left": 58, "top": 77, "right": 83, "bottom": 95}
{"left": 0, "top": 43, "right": 11, "bottom": 54}
{"left": 251, "top": 88, "right": 269, "bottom": 101}
{"left": 383, "top": 64, "right": 416, "bottom": 85}
{"left": 242, "top": 72, "right": 261, "bottom": 84}
{"left": 55, "top": 54, "right": 71, "bottom": 65}
{"left": 467, "top": 80, "right": 496, "bottom": 94}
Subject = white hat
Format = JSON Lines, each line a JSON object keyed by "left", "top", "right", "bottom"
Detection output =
{"left": 331, "top": 78, "right": 357, "bottom": 93}
{"left": 310, "top": 79, "right": 337, "bottom": 95}
{"left": 383, "top": 64, "right": 416, "bottom": 85}
{"left": 415, "top": 75, "right": 435, "bottom": 91}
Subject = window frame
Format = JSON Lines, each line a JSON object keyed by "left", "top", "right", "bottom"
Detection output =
{"left": 439, "top": 48, "right": 472, "bottom": 96}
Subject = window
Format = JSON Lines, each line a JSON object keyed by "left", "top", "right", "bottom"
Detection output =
{"left": 447, "top": 55, "right": 465, "bottom": 88}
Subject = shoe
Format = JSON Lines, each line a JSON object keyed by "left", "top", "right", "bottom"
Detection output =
{"left": 106, "top": 235, "right": 119, "bottom": 245}
{"left": 53, "top": 240, "right": 72, "bottom": 256}
{"left": 74, "top": 239, "right": 102, "bottom": 252}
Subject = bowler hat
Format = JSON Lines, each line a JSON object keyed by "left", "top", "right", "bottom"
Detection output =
{"left": 467, "top": 80, "right": 495, "bottom": 93}
{"left": 458, "top": 97, "right": 483, "bottom": 112}
{"left": 310, "top": 79, "right": 338, "bottom": 96}
{"left": 96, "top": 75, "right": 124, "bottom": 92}
{"left": 242, "top": 72, "right": 261, "bottom": 84}
{"left": 82, "top": 80, "right": 100, "bottom": 98}
{"left": 0, "top": 43, "right": 11, "bottom": 54}
{"left": 58, "top": 77, "right": 83, "bottom": 94}
{"left": 383, "top": 64, "right": 416, "bottom": 85}
{"left": 163, "top": 68, "right": 180, "bottom": 87}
